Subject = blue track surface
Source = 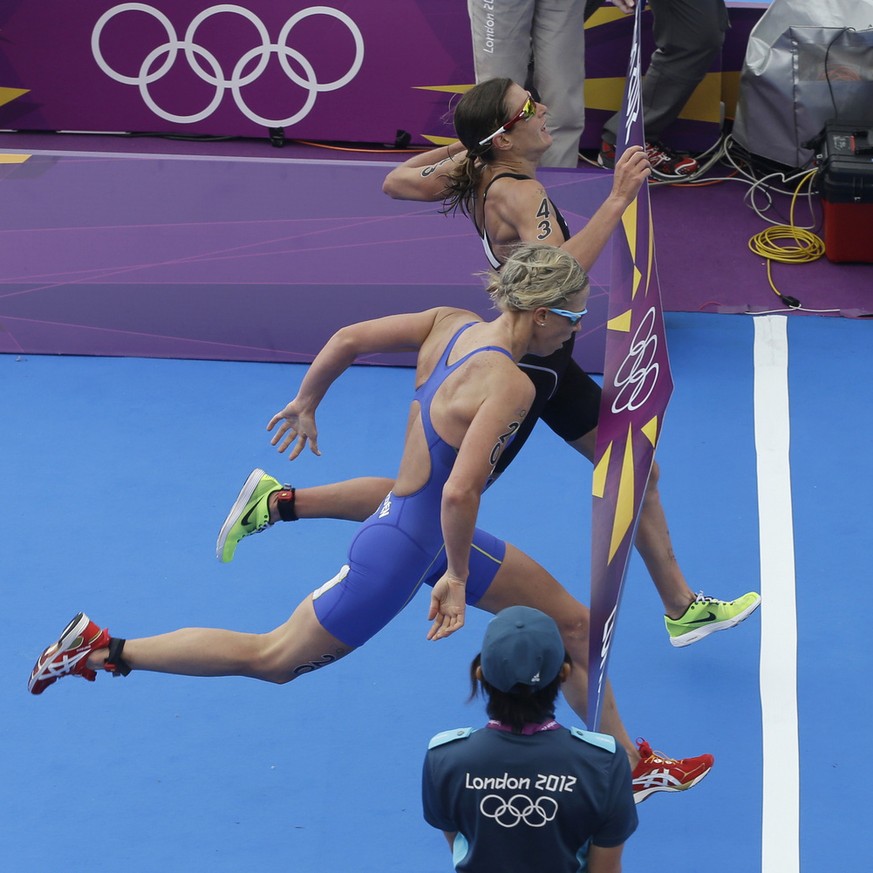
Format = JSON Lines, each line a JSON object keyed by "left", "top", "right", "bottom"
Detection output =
{"left": 3, "top": 310, "right": 870, "bottom": 871}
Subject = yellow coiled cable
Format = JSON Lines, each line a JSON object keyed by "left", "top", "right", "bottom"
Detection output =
{"left": 748, "top": 170, "right": 825, "bottom": 306}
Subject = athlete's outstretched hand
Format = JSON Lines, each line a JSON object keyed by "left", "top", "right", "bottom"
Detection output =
{"left": 267, "top": 401, "right": 320, "bottom": 460}
{"left": 427, "top": 574, "right": 467, "bottom": 641}
{"left": 611, "top": 144, "right": 651, "bottom": 205}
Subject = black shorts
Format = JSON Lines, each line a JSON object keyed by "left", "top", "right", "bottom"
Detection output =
{"left": 493, "top": 337, "right": 601, "bottom": 478}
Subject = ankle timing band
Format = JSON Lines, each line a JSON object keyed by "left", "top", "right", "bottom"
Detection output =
{"left": 276, "top": 486, "right": 298, "bottom": 522}
{"left": 104, "top": 637, "right": 132, "bottom": 676}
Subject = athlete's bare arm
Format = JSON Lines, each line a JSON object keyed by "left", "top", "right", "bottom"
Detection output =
{"left": 428, "top": 365, "right": 533, "bottom": 640}
{"left": 268, "top": 306, "right": 474, "bottom": 459}
{"left": 382, "top": 142, "right": 468, "bottom": 201}
{"left": 560, "top": 146, "right": 649, "bottom": 271}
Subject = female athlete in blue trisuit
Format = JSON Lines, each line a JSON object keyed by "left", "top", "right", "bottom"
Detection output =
{"left": 29, "top": 244, "right": 714, "bottom": 803}
{"left": 227, "top": 77, "right": 760, "bottom": 647}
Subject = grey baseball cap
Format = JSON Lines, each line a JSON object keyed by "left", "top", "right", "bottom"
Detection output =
{"left": 480, "top": 606, "right": 565, "bottom": 693}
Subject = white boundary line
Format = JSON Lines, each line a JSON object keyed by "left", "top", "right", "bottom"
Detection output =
{"left": 753, "top": 315, "right": 799, "bottom": 873}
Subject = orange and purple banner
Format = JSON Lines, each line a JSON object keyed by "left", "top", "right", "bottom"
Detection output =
{"left": 587, "top": 1, "right": 674, "bottom": 730}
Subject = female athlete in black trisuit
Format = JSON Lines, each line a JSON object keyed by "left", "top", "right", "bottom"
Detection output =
{"left": 221, "top": 77, "right": 759, "bottom": 648}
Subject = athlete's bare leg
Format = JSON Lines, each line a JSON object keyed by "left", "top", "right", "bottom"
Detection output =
{"left": 84, "top": 596, "right": 352, "bottom": 683}
{"left": 278, "top": 435, "right": 697, "bottom": 619}
{"left": 474, "top": 543, "right": 639, "bottom": 768}
{"left": 267, "top": 477, "right": 394, "bottom": 523}
{"left": 568, "top": 430, "right": 696, "bottom": 619}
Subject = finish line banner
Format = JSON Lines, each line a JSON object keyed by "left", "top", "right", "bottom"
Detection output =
{"left": 586, "top": 1, "right": 674, "bottom": 731}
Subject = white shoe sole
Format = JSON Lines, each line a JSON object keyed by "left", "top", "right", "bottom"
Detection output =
{"left": 215, "top": 468, "right": 267, "bottom": 562}
{"left": 633, "top": 763, "right": 713, "bottom": 804}
{"left": 28, "top": 612, "right": 92, "bottom": 693}
{"left": 669, "top": 595, "right": 762, "bottom": 648}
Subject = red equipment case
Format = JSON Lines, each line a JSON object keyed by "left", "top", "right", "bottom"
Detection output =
{"left": 818, "top": 123, "right": 873, "bottom": 264}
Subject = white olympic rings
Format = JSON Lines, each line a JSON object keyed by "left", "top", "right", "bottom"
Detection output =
{"left": 479, "top": 794, "right": 559, "bottom": 828}
{"left": 91, "top": 3, "right": 365, "bottom": 126}
{"left": 611, "top": 306, "right": 661, "bottom": 414}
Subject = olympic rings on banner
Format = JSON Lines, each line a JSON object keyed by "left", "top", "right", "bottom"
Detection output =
{"left": 611, "top": 306, "right": 661, "bottom": 414}
{"left": 479, "top": 794, "right": 559, "bottom": 828}
{"left": 91, "top": 3, "right": 365, "bottom": 126}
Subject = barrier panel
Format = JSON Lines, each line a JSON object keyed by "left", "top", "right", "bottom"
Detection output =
{"left": 0, "top": 1, "right": 765, "bottom": 151}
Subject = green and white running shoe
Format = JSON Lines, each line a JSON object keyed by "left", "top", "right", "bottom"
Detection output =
{"left": 665, "top": 591, "right": 761, "bottom": 647}
{"left": 216, "top": 468, "right": 281, "bottom": 563}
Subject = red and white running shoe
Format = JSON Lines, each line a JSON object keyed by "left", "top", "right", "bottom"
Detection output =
{"left": 597, "top": 139, "right": 699, "bottom": 180}
{"left": 644, "top": 141, "right": 699, "bottom": 179}
{"left": 631, "top": 738, "right": 714, "bottom": 803}
{"left": 28, "top": 613, "right": 109, "bottom": 695}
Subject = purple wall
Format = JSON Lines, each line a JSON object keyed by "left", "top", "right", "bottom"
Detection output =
{"left": 0, "top": 153, "right": 614, "bottom": 371}
{"left": 0, "top": 2, "right": 764, "bottom": 150}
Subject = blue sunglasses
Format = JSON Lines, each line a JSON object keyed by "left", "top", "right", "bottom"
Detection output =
{"left": 547, "top": 306, "right": 588, "bottom": 326}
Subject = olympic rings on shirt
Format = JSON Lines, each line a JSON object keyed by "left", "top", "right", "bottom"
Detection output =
{"left": 479, "top": 793, "right": 559, "bottom": 828}
{"left": 91, "top": 3, "right": 365, "bottom": 127}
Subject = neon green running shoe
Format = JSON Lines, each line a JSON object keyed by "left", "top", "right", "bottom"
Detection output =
{"left": 216, "top": 468, "right": 281, "bottom": 563}
{"left": 665, "top": 591, "right": 761, "bottom": 647}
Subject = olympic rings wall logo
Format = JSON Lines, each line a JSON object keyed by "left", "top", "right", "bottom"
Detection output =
{"left": 91, "top": 3, "right": 365, "bottom": 126}
{"left": 611, "top": 306, "right": 660, "bottom": 414}
{"left": 480, "top": 794, "right": 558, "bottom": 828}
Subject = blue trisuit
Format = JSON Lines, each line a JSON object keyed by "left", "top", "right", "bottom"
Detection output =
{"left": 311, "top": 323, "right": 514, "bottom": 648}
